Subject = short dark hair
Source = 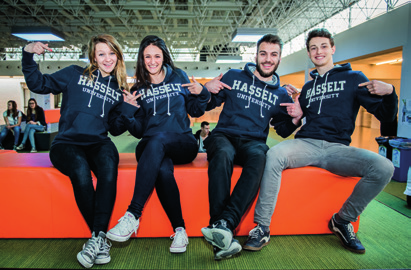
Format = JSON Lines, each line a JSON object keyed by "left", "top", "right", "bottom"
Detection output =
{"left": 257, "top": 34, "right": 283, "bottom": 55}
{"left": 306, "top": 28, "right": 335, "bottom": 51}
{"left": 201, "top": 121, "right": 209, "bottom": 128}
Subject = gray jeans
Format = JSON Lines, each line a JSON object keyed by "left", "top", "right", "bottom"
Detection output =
{"left": 254, "top": 138, "right": 394, "bottom": 226}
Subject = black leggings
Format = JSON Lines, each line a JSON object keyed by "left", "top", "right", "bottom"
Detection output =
{"left": 127, "top": 132, "right": 198, "bottom": 230}
{"left": 50, "top": 141, "right": 119, "bottom": 234}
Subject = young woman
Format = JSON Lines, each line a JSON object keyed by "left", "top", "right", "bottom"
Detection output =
{"left": 107, "top": 35, "right": 210, "bottom": 253}
{"left": 21, "top": 34, "right": 137, "bottom": 269}
{"left": 0, "top": 100, "right": 22, "bottom": 150}
{"left": 16, "top": 98, "right": 46, "bottom": 152}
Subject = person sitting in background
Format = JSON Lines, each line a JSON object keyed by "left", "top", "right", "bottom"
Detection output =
{"left": 0, "top": 100, "right": 22, "bottom": 150}
{"left": 16, "top": 98, "right": 46, "bottom": 153}
{"left": 194, "top": 121, "right": 211, "bottom": 153}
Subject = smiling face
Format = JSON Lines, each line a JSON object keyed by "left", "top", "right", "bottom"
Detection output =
{"left": 307, "top": 37, "right": 335, "bottom": 70}
{"left": 143, "top": 44, "right": 164, "bottom": 77}
{"left": 255, "top": 42, "right": 281, "bottom": 80}
{"left": 7, "top": 102, "right": 12, "bottom": 110}
{"left": 94, "top": 42, "right": 118, "bottom": 77}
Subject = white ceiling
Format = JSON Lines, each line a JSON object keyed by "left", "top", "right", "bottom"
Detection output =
{"left": 1, "top": 0, "right": 363, "bottom": 62}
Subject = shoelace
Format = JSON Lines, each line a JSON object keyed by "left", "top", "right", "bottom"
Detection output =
{"left": 346, "top": 223, "right": 357, "bottom": 241}
{"left": 249, "top": 226, "right": 264, "bottom": 239}
{"left": 118, "top": 214, "right": 138, "bottom": 234}
{"left": 170, "top": 230, "right": 187, "bottom": 246}
{"left": 98, "top": 237, "right": 112, "bottom": 253}
{"left": 83, "top": 237, "right": 99, "bottom": 258}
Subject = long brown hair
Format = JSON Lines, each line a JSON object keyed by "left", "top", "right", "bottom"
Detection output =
{"left": 132, "top": 35, "right": 176, "bottom": 91}
{"left": 26, "top": 98, "right": 43, "bottom": 121}
{"left": 83, "top": 34, "right": 129, "bottom": 91}
{"left": 6, "top": 100, "right": 18, "bottom": 119}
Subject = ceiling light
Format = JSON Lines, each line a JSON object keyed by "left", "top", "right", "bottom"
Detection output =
{"left": 11, "top": 26, "right": 65, "bottom": 42}
{"left": 375, "top": 58, "right": 403, "bottom": 65}
{"left": 232, "top": 28, "right": 277, "bottom": 43}
{"left": 216, "top": 55, "right": 242, "bottom": 63}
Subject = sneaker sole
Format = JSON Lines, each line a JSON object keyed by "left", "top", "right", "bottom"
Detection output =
{"left": 328, "top": 221, "right": 366, "bottom": 254}
{"left": 243, "top": 240, "right": 270, "bottom": 251}
{"left": 170, "top": 246, "right": 187, "bottom": 253}
{"left": 215, "top": 244, "right": 242, "bottom": 260}
{"left": 106, "top": 231, "right": 133, "bottom": 242}
{"left": 201, "top": 227, "right": 232, "bottom": 250}
{"left": 95, "top": 256, "right": 111, "bottom": 265}
{"left": 77, "top": 252, "right": 94, "bottom": 269}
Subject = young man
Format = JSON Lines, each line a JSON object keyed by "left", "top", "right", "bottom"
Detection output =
{"left": 244, "top": 28, "right": 398, "bottom": 254}
{"left": 201, "top": 34, "right": 302, "bottom": 260}
{"left": 194, "top": 121, "right": 211, "bottom": 153}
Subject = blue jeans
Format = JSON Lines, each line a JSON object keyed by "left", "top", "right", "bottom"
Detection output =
{"left": 127, "top": 132, "right": 198, "bottom": 230}
{"left": 0, "top": 126, "right": 21, "bottom": 146}
{"left": 21, "top": 124, "right": 45, "bottom": 149}
{"left": 254, "top": 138, "right": 394, "bottom": 226}
{"left": 49, "top": 141, "right": 119, "bottom": 234}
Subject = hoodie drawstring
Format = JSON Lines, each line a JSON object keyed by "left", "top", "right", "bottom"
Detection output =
{"left": 151, "top": 82, "right": 171, "bottom": 116}
{"left": 245, "top": 76, "right": 255, "bottom": 109}
{"left": 165, "top": 82, "right": 171, "bottom": 116}
{"left": 100, "top": 76, "right": 111, "bottom": 117}
{"left": 88, "top": 70, "right": 100, "bottom": 108}
{"left": 317, "top": 73, "right": 329, "bottom": 114}
{"left": 151, "top": 84, "right": 156, "bottom": 116}
{"left": 260, "top": 84, "right": 267, "bottom": 118}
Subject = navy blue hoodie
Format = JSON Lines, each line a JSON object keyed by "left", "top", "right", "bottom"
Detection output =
{"left": 119, "top": 65, "right": 210, "bottom": 139}
{"left": 207, "top": 63, "right": 298, "bottom": 142}
{"left": 21, "top": 49, "right": 135, "bottom": 146}
{"left": 296, "top": 63, "right": 398, "bottom": 145}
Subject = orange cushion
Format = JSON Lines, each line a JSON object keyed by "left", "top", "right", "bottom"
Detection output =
{"left": 0, "top": 152, "right": 359, "bottom": 238}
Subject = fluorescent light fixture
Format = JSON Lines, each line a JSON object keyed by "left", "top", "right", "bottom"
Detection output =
{"left": 11, "top": 26, "right": 65, "bottom": 42}
{"left": 232, "top": 28, "right": 277, "bottom": 43}
{"left": 375, "top": 58, "right": 403, "bottom": 65}
{"left": 216, "top": 55, "right": 242, "bottom": 63}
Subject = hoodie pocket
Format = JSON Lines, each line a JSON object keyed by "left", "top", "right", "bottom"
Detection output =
{"left": 64, "top": 112, "right": 108, "bottom": 142}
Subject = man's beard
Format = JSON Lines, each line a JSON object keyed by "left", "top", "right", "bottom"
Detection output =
{"left": 256, "top": 60, "right": 279, "bottom": 78}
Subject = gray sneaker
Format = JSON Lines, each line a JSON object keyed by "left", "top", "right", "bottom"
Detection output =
{"left": 77, "top": 232, "right": 99, "bottom": 268}
{"left": 201, "top": 219, "right": 233, "bottom": 250}
{"left": 214, "top": 239, "right": 242, "bottom": 260}
{"left": 95, "top": 232, "right": 112, "bottom": 265}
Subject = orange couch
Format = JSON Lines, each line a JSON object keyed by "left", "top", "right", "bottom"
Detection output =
{"left": 0, "top": 152, "right": 360, "bottom": 238}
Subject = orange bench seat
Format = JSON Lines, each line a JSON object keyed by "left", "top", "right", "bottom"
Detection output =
{"left": 0, "top": 152, "right": 360, "bottom": 238}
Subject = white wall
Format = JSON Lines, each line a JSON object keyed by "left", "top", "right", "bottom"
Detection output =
{"left": 0, "top": 78, "right": 25, "bottom": 125}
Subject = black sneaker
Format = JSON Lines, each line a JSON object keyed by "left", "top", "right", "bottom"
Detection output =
{"left": 201, "top": 219, "right": 233, "bottom": 250}
{"left": 213, "top": 239, "right": 242, "bottom": 260}
{"left": 328, "top": 213, "right": 365, "bottom": 254}
{"left": 243, "top": 224, "right": 270, "bottom": 251}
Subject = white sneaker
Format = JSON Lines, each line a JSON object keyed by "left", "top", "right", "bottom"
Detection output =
{"left": 107, "top": 211, "right": 139, "bottom": 242}
{"left": 95, "top": 232, "right": 112, "bottom": 265}
{"left": 77, "top": 232, "right": 99, "bottom": 268}
{"left": 170, "top": 227, "right": 189, "bottom": 253}
{"left": 30, "top": 148, "right": 37, "bottom": 153}
{"left": 16, "top": 144, "right": 24, "bottom": 150}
